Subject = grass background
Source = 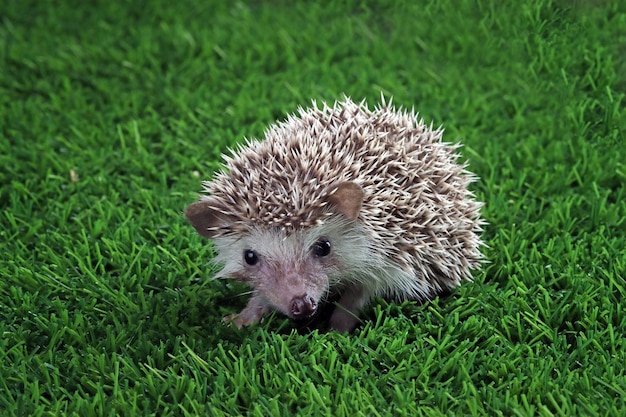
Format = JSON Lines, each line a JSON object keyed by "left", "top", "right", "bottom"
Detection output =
{"left": 1, "top": 0, "right": 625, "bottom": 415}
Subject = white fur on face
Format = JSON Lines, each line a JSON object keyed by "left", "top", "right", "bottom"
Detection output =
{"left": 209, "top": 215, "right": 436, "bottom": 315}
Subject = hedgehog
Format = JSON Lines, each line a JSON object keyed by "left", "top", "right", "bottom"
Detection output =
{"left": 186, "top": 96, "right": 485, "bottom": 332}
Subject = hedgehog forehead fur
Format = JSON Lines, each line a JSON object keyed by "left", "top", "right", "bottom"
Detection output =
{"left": 200, "top": 96, "right": 482, "bottom": 242}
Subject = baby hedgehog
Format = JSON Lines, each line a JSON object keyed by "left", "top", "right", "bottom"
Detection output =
{"left": 187, "top": 97, "right": 484, "bottom": 332}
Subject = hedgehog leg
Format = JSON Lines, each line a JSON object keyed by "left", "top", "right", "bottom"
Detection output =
{"left": 223, "top": 294, "right": 271, "bottom": 329}
{"left": 328, "top": 286, "right": 370, "bottom": 333}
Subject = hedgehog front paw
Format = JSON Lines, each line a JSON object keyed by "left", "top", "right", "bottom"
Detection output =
{"left": 328, "top": 307, "right": 361, "bottom": 333}
{"left": 223, "top": 295, "right": 271, "bottom": 329}
{"left": 329, "top": 286, "right": 369, "bottom": 333}
{"left": 222, "top": 313, "right": 256, "bottom": 329}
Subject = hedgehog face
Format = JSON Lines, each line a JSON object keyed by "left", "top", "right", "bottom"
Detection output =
{"left": 212, "top": 228, "right": 339, "bottom": 320}
{"left": 186, "top": 181, "right": 370, "bottom": 326}
{"left": 204, "top": 212, "right": 379, "bottom": 324}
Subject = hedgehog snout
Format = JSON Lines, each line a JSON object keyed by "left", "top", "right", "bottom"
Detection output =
{"left": 290, "top": 295, "right": 317, "bottom": 319}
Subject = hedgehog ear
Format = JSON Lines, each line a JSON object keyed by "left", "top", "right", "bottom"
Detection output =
{"left": 326, "top": 182, "right": 364, "bottom": 221}
{"left": 186, "top": 200, "right": 233, "bottom": 238}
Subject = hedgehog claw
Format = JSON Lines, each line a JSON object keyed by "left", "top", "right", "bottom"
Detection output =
{"left": 222, "top": 314, "right": 240, "bottom": 328}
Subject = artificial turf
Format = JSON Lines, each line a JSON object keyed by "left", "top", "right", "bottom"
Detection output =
{"left": 1, "top": 0, "right": 625, "bottom": 415}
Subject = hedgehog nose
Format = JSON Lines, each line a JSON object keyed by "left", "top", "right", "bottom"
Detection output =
{"left": 290, "top": 295, "right": 317, "bottom": 318}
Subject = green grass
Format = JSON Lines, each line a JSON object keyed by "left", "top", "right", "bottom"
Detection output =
{"left": 1, "top": 0, "right": 625, "bottom": 415}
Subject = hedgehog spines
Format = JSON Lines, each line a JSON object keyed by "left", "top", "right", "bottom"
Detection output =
{"left": 190, "top": 96, "right": 485, "bottom": 298}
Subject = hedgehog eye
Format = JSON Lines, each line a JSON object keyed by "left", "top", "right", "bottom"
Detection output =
{"left": 312, "top": 239, "right": 331, "bottom": 257}
{"left": 243, "top": 250, "right": 259, "bottom": 266}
